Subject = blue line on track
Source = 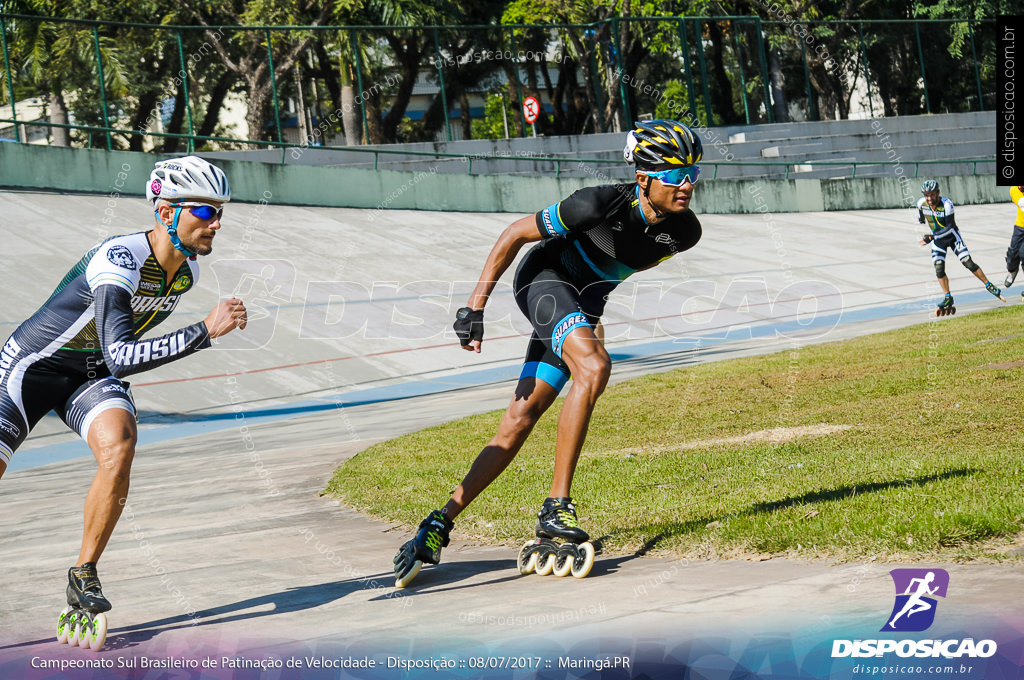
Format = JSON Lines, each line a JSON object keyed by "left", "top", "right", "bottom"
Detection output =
{"left": 6, "top": 290, "right": 998, "bottom": 473}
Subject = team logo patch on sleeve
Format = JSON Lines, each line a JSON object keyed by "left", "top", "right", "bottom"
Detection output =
{"left": 107, "top": 245, "right": 138, "bottom": 270}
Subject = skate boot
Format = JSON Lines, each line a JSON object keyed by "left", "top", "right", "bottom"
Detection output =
{"left": 1004, "top": 270, "right": 1017, "bottom": 289}
{"left": 518, "top": 497, "right": 596, "bottom": 579}
{"left": 935, "top": 294, "right": 956, "bottom": 317}
{"left": 57, "top": 563, "right": 109, "bottom": 651}
{"left": 393, "top": 510, "right": 454, "bottom": 588}
{"left": 986, "top": 281, "right": 1007, "bottom": 302}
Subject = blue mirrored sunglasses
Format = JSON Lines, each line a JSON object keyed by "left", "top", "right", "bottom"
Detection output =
{"left": 643, "top": 165, "right": 700, "bottom": 186}
{"left": 175, "top": 202, "right": 223, "bottom": 221}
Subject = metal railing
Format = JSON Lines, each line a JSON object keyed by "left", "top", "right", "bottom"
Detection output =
{"left": 0, "top": 13, "right": 997, "bottom": 154}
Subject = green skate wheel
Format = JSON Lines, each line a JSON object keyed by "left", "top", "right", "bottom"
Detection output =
{"left": 552, "top": 550, "right": 574, "bottom": 577}
{"left": 535, "top": 552, "right": 557, "bottom": 576}
{"left": 517, "top": 542, "right": 539, "bottom": 575}
{"left": 57, "top": 606, "right": 73, "bottom": 644}
{"left": 87, "top": 613, "right": 108, "bottom": 651}
{"left": 68, "top": 612, "right": 83, "bottom": 647}
{"left": 570, "top": 542, "right": 595, "bottom": 578}
{"left": 78, "top": 615, "right": 93, "bottom": 649}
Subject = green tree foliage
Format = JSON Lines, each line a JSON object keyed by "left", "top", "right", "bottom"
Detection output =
{"left": 0, "top": 0, "right": 999, "bottom": 148}
{"left": 471, "top": 85, "right": 516, "bottom": 140}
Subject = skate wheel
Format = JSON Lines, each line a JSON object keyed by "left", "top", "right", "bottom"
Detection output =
{"left": 517, "top": 542, "right": 539, "bottom": 575}
{"left": 57, "top": 606, "right": 73, "bottom": 644}
{"left": 78, "top": 615, "right": 93, "bottom": 648}
{"left": 535, "top": 552, "right": 557, "bottom": 576}
{"left": 68, "top": 612, "right": 83, "bottom": 646}
{"left": 88, "top": 613, "right": 108, "bottom": 651}
{"left": 552, "top": 550, "right": 575, "bottom": 577}
{"left": 395, "top": 559, "right": 422, "bottom": 589}
{"left": 570, "top": 542, "right": 595, "bottom": 578}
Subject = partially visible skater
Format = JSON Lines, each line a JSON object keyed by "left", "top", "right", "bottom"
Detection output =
{"left": 0, "top": 156, "right": 247, "bottom": 649}
{"left": 393, "top": 120, "right": 704, "bottom": 586}
{"left": 917, "top": 179, "right": 1005, "bottom": 316}
{"left": 1001, "top": 184, "right": 1024, "bottom": 298}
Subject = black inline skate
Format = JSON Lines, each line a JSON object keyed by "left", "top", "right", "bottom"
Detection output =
{"left": 393, "top": 510, "right": 454, "bottom": 588}
{"left": 517, "top": 497, "right": 596, "bottom": 579}
{"left": 57, "top": 562, "right": 110, "bottom": 651}
{"left": 934, "top": 294, "right": 956, "bottom": 317}
{"left": 985, "top": 281, "right": 1007, "bottom": 302}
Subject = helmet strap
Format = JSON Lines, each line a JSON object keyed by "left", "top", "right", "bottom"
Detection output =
{"left": 637, "top": 177, "right": 666, "bottom": 225}
{"left": 154, "top": 206, "right": 197, "bottom": 257}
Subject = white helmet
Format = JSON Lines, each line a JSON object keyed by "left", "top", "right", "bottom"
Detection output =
{"left": 147, "top": 156, "right": 231, "bottom": 204}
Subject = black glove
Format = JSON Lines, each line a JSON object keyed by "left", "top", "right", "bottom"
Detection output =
{"left": 921, "top": 233, "right": 933, "bottom": 244}
{"left": 453, "top": 307, "right": 484, "bottom": 346}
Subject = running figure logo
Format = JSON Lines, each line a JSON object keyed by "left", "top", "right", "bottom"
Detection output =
{"left": 881, "top": 568, "right": 949, "bottom": 632}
{"left": 209, "top": 259, "right": 295, "bottom": 350}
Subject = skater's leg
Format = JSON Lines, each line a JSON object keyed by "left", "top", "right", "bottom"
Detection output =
{"left": 78, "top": 408, "right": 137, "bottom": 566}
{"left": 1007, "top": 229, "right": 1024, "bottom": 287}
{"left": 444, "top": 377, "right": 559, "bottom": 518}
{"left": 549, "top": 327, "right": 611, "bottom": 498}
{"left": 395, "top": 380, "right": 559, "bottom": 586}
{"left": 1007, "top": 228, "right": 1024, "bottom": 284}
{"left": 1016, "top": 228, "right": 1024, "bottom": 273}
{"left": 966, "top": 262, "right": 989, "bottom": 284}
{"left": 959, "top": 256, "right": 1007, "bottom": 299}
{"left": 932, "top": 254, "right": 951, "bottom": 295}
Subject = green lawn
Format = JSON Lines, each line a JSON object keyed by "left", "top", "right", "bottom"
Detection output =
{"left": 325, "top": 307, "right": 1024, "bottom": 562}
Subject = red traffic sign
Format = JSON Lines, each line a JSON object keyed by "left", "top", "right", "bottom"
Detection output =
{"left": 523, "top": 96, "right": 540, "bottom": 124}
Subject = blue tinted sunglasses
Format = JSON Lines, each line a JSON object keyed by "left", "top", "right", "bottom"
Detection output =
{"left": 175, "top": 202, "right": 223, "bottom": 221}
{"left": 643, "top": 165, "right": 700, "bottom": 186}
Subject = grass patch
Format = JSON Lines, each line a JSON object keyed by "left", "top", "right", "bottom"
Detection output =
{"left": 325, "top": 307, "right": 1024, "bottom": 562}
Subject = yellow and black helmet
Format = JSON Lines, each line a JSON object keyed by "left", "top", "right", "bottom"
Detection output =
{"left": 623, "top": 119, "right": 702, "bottom": 168}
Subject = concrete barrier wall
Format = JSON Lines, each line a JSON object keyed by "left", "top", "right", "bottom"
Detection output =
{"left": 0, "top": 143, "right": 1009, "bottom": 214}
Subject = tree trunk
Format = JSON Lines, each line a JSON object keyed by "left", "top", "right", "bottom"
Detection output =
{"left": 49, "top": 91, "right": 71, "bottom": 147}
{"left": 295, "top": 66, "right": 310, "bottom": 143}
{"left": 500, "top": 61, "right": 525, "bottom": 137}
{"left": 539, "top": 55, "right": 557, "bottom": 134}
{"left": 246, "top": 82, "right": 273, "bottom": 144}
{"left": 314, "top": 39, "right": 341, "bottom": 116}
{"left": 459, "top": 91, "right": 472, "bottom": 140}
{"left": 197, "top": 71, "right": 234, "bottom": 139}
{"left": 340, "top": 62, "right": 361, "bottom": 145}
{"left": 552, "top": 61, "right": 568, "bottom": 135}
{"left": 163, "top": 85, "right": 186, "bottom": 153}
{"left": 768, "top": 47, "right": 788, "bottom": 123}
{"left": 381, "top": 39, "right": 424, "bottom": 143}
{"left": 364, "top": 97, "right": 382, "bottom": 145}
{"left": 564, "top": 27, "right": 601, "bottom": 133}
{"left": 129, "top": 89, "right": 161, "bottom": 152}
{"left": 706, "top": 21, "right": 739, "bottom": 124}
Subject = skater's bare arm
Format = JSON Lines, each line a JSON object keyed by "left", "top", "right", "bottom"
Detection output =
{"left": 465, "top": 215, "right": 542, "bottom": 312}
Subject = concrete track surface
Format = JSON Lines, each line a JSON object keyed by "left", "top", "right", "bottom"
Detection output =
{"left": 0, "top": 191, "right": 1021, "bottom": 679}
